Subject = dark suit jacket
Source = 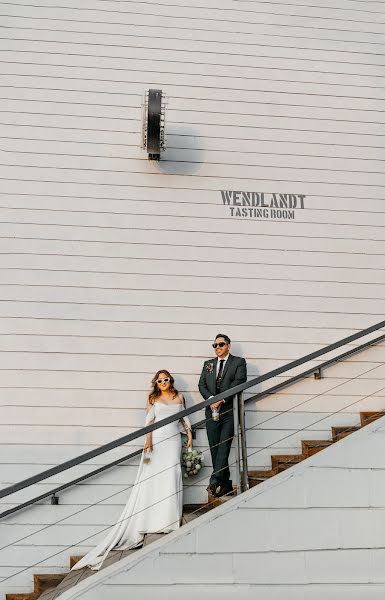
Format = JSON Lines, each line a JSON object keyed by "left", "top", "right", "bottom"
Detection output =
{"left": 198, "top": 354, "right": 247, "bottom": 411}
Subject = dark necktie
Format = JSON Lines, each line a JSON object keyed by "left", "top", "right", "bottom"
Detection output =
{"left": 216, "top": 360, "right": 225, "bottom": 391}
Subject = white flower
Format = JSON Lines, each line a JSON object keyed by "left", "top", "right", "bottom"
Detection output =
{"left": 182, "top": 450, "right": 204, "bottom": 478}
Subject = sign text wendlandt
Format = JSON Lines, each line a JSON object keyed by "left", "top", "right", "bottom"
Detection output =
{"left": 221, "top": 190, "right": 306, "bottom": 220}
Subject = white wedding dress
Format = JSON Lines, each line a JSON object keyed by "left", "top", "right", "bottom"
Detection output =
{"left": 72, "top": 401, "right": 191, "bottom": 571}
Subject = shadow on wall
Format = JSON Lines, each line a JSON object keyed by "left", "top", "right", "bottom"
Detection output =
{"left": 231, "top": 342, "right": 260, "bottom": 398}
{"left": 156, "top": 125, "right": 206, "bottom": 175}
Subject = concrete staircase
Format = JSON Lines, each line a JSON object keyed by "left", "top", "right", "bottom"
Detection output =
{"left": 5, "top": 411, "right": 385, "bottom": 600}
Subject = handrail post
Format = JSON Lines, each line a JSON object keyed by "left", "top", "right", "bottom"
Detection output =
{"left": 232, "top": 395, "right": 241, "bottom": 495}
{"left": 238, "top": 391, "right": 249, "bottom": 493}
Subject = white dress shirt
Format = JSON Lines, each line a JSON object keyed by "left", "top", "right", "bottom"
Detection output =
{"left": 216, "top": 353, "right": 230, "bottom": 377}
{"left": 209, "top": 354, "right": 230, "bottom": 402}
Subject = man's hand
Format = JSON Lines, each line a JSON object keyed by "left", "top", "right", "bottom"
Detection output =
{"left": 210, "top": 400, "right": 224, "bottom": 410}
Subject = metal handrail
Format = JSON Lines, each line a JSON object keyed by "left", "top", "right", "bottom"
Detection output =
{"left": 0, "top": 319, "right": 384, "bottom": 512}
{"left": 3, "top": 328, "right": 384, "bottom": 520}
{"left": 192, "top": 330, "right": 385, "bottom": 430}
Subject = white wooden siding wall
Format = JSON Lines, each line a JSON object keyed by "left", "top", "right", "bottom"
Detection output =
{"left": 0, "top": 0, "right": 385, "bottom": 596}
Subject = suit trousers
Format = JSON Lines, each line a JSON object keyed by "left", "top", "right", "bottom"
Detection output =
{"left": 205, "top": 404, "right": 234, "bottom": 488}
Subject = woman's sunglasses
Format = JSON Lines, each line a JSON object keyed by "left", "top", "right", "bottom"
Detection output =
{"left": 212, "top": 342, "right": 227, "bottom": 348}
{"left": 156, "top": 377, "right": 170, "bottom": 384}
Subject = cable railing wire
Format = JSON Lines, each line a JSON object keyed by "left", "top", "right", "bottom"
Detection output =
{"left": 2, "top": 371, "right": 385, "bottom": 590}
{"left": 0, "top": 406, "right": 235, "bottom": 555}
{"left": 3, "top": 361, "right": 385, "bottom": 568}
{"left": 0, "top": 412, "right": 237, "bottom": 585}
{"left": 1, "top": 322, "right": 385, "bottom": 591}
{"left": 0, "top": 321, "right": 385, "bottom": 518}
{"left": 168, "top": 330, "right": 385, "bottom": 429}
{"left": 2, "top": 325, "right": 385, "bottom": 524}
{"left": 0, "top": 406, "right": 234, "bottom": 525}
{"left": 243, "top": 362, "right": 385, "bottom": 468}
{"left": 1, "top": 319, "right": 384, "bottom": 504}
{"left": 3, "top": 355, "right": 383, "bottom": 538}
{"left": 245, "top": 359, "right": 385, "bottom": 432}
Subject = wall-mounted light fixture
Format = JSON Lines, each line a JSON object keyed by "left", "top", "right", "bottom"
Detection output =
{"left": 142, "top": 89, "right": 166, "bottom": 160}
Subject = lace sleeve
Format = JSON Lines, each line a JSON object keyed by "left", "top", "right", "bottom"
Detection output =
{"left": 179, "top": 415, "right": 192, "bottom": 433}
{"left": 178, "top": 395, "right": 192, "bottom": 433}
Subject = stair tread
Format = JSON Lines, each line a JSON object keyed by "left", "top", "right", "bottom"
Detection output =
{"left": 332, "top": 425, "right": 360, "bottom": 441}
{"left": 69, "top": 556, "right": 83, "bottom": 570}
{"left": 360, "top": 411, "right": 385, "bottom": 426}
{"left": 52, "top": 570, "right": 84, "bottom": 593}
{"left": 36, "top": 519, "right": 202, "bottom": 599}
{"left": 143, "top": 533, "right": 166, "bottom": 546}
{"left": 277, "top": 461, "right": 302, "bottom": 472}
{"left": 206, "top": 484, "right": 238, "bottom": 508}
{"left": 301, "top": 439, "right": 333, "bottom": 456}
{"left": 335, "top": 432, "right": 355, "bottom": 441}
{"left": 39, "top": 587, "right": 66, "bottom": 600}
{"left": 6, "top": 596, "right": 39, "bottom": 600}
{"left": 271, "top": 453, "right": 303, "bottom": 463}
{"left": 248, "top": 468, "right": 279, "bottom": 479}
{"left": 6, "top": 573, "right": 67, "bottom": 600}
{"left": 332, "top": 425, "right": 360, "bottom": 433}
{"left": 182, "top": 504, "right": 212, "bottom": 523}
{"left": 302, "top": 439, "right": 332, "bottom": 446}
{"left": 15, "top": 504, "right": 210, "bottom": 599}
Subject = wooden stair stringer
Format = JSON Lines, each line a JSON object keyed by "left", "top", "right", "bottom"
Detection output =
{"left": 246, "top": 411, "right": 385, "bottom": 489}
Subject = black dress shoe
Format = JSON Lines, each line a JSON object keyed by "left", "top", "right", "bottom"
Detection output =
{"left": 206, "top": 483, "right": 217, "bottom": 496}
{"left": 215, "top": 484, "right": 234, "bottom": 498}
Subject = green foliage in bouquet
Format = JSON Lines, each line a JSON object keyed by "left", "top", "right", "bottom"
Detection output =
{"left": 181, "top": 449, "right": 204, "bottom": 478}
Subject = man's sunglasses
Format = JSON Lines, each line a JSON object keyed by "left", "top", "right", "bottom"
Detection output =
{"left": 156, "top": 377, "right": 170, "bottom": 384}
{"left": 212, "top": 342, "right": 228, "bottom": 348}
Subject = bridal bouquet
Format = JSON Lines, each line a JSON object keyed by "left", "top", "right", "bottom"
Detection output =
{"left": 182, "top": 449, "right": 204, "bottom": 478}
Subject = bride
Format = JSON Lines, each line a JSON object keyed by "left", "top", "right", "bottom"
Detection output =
{"left": 72, "top": 370, "right": 193, "bottom": 571}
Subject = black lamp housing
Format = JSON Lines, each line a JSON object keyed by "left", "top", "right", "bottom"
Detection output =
{"left": 142, "top": 89, "right": 166, "bottom": 160}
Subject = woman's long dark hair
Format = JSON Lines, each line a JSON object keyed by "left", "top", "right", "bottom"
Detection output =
{"left": 148, "top": 369, "right": 179, "bottom": 405}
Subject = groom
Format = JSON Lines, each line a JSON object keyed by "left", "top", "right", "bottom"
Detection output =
{"left": 198, "top": 334, "right": 247, "bottom": 498}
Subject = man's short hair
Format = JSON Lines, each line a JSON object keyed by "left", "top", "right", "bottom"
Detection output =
{"left": 215, "top": 333, "right": 231, "bottom": 345}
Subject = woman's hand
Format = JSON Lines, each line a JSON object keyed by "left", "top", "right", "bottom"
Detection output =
{"left": 186, "top": 433, "right": 193, "bottom": 450}
{"left": 144, "top": 434, "right": 152, "bottom": 453}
